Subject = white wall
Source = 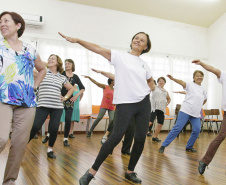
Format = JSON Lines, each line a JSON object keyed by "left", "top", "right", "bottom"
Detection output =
{"left": 1, "top": 0, "right": 208, "bottom": 58}
{"left": 207, "top": 13, "right": 226, "bottom": 113}
{"left": 1, "top": 0, "right": 211, "bottom": 131}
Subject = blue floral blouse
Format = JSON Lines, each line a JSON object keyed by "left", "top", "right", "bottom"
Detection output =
{"left": 0, "top": 38, "right": 38, "bottom": 107}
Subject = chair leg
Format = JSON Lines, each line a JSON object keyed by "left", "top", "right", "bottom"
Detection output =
{"left": 86, "top": 119, "right": 90, "bottom": 133}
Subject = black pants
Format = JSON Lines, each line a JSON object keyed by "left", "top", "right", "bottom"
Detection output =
{"left": 92, "top": 94, "right": 150, "bottom": 171}
{"left": 121, "top": 117, "right": 135, "bottom": 153}
{"left": 108, "top": 114, "right": 135, "bottom": 153}
{"left": 64, "top": 107, "right": 73, "bottom": 138}
{"left": 29, "top": 107, "right": 63, "bottom": 147}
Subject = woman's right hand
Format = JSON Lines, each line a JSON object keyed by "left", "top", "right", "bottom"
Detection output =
{"left": 58, "top": 32, "right": 79, "bottom": 43}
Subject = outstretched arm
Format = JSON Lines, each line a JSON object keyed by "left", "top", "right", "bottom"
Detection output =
{"left": 83, "top": 75, "right": 105, "bottom": 89}
{"left": 92, "top": 68, "right": 115, "bottom": 80}
{"left": 173, "top": 91, "right": 187, "bottom": 94}
{"left": 192, "top": 60, "right": 221, "bottom": 78}
{"left": 59, "top": 32, "right": 111, "bottom": 61}
{"left": 167, "top": 74, "right": 186, "bottom": 89}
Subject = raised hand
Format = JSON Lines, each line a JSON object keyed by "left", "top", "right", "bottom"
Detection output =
{"left": 58, "top": 32, "right": 79, "bottom": 43}
{"left": 192, "top": 60, "right": 201, "bottom": 65}
{"left": 91, "top": 68, "right": 102, "bottom": 73}
{"left": 167, "top": 74, "right": 173, "bottom": 80}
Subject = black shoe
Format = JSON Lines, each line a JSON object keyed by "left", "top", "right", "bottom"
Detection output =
{"left": 147, "top": 132, "right": 152, "bottom": 137}
{"left": 125, "top": 172, "right": 142, "bottom": 183}
{"left": 159, "top": 146, "right": 165, "bottom": 153}
{"left": 69, "top": 134, "right": 75, "bottom": 138}
{"left": 87, "top": 131, "right": 91, "bottom": 137}
{"left": 198, "top": 161, "right": 207, "bottom": 175}
{"left": 34, "top": 134, "right": 38, "bottom": 139}
{"left": 42, "top": 136, "right": 49, "bottom": 143}
{"left": 122, "top": 151, "right": 131, "bottom": 156}
{"left": 79, "top": 170, "right": 94, "bottom": 185}
{"left": 152, "top": 137, "right": 161, "bottom": 142}
{"left": 47, "top": 151, "right": 56, "bottom": 159}
{"left": 186, "top": 148, "right": 197, "bottom": 153}
{"left": 63, "top": 140, "right": 70, "bottom": 146}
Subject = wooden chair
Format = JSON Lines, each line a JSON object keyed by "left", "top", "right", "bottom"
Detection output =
{"left": 91, "top": 105, "right": 109, "bottom": 132}
{"left": 210, "top": 109, "right": 223, "bottom": 134}
{"left": 80, "top": 114, "right": 92, "bottom": 133}
{"left": 168, "top": 104, "right": 180, "bottom": 132}
{"left": 165, "top": 107, "right": 174, "bottom": 132}
{"left": 201, "top": 109, "right": 212, "bottom": 133}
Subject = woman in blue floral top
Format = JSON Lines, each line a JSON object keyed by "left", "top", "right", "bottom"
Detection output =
{"left": 0, "top": 11, "right": 46, "bottom": 185}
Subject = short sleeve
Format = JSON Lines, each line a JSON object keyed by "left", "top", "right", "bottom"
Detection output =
{"left": 109, "top": 50, "right": 120, "bottom": 66}
{"left": 184, "top": 82, "right": 191, "bottom": 91}
{"left": 63, "top": 76, "right": 68, "bottom": 85}
{"left": 26, "top": 43, "right": 38, "bottom": 61}
{"left": 218, "top": 71, "right": 226, "bottom": 84}
{"left": 145, "top": 63, "right": 152, "bottom": 80}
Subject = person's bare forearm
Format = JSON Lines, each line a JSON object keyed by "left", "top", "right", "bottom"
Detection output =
{"left": 100, "top": 71, "right": 114, "bottom": 80}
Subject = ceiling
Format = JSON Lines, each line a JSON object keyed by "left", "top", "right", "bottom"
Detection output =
{"left": 60, "top": 0, "right": 226, "bottom": 27}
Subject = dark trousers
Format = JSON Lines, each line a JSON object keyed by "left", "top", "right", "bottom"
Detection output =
{"left": 64, "top": 107, "right": 73, "bottom": 138}
{"left": 201, "top": 112, "right": 226, "bottom": 165}
{"left": 92, "top": 94, "right": 150, "bottom": 171}
{"left": 121, "top": 117, "right": 135, "bottom": 153}
{"left": 29, "top": 107, "right": 63, "bottom": 147}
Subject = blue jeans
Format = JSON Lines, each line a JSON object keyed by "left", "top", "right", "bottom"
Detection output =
{"left": 162, "top": 111, "right": 201, "bottom": 149}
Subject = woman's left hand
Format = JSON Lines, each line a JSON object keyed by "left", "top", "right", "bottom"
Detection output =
{"left": 70, "top": 94, "right": 79, "bottom": 102}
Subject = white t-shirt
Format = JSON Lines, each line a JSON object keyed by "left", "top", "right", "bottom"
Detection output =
{"left": 109, "top": 50, "right": 152, "bottom": 104}
{"left": 180, "top": 82, "right": 207, "bottom": 118}
{"left": 218, "top": 71, "right": 226, "bottom": 111}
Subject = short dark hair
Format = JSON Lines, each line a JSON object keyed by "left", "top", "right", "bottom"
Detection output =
{"left": 65, "top": 59, "right": 75, "bottom": 72}
{"left": 130, "top": 32, "right": 151, "bottom": 55}
{"left": 157, "top": 77, "right": 166, "bottom": 83}
{"left": 0, "top": 11, "right": 25, "bottom": 38}
{"left": 107, "top": 78, "right": 113, "bottom": 85}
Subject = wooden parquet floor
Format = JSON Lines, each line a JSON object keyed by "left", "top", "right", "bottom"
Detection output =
{"left": 0, "top": 132, "right": 226, "bottom": 185}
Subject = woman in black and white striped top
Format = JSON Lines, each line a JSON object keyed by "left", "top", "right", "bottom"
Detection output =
{"left": 29, "top": 54, "right": 74, "bottom": 159}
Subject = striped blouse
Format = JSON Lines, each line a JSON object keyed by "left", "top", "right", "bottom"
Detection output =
{"left": 37, "top": 69, "right": 68, "bottom": 109}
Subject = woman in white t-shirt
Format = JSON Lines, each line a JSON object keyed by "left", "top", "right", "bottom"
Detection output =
{"left": 192, "top": 60, "right": 226, "bottom": 175}
{"left": 59, "top": 32, "right": 154, "bottom": 184}
{"left": 159, "top": 70, "right": 207, "bottom": 153}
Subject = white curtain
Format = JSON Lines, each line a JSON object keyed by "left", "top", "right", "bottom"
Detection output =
{"left": 22, "top": 37, "right": 207, "bottom": 116}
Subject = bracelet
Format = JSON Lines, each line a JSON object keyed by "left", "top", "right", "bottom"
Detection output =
{"left": 64, "top": 95, "right": 68, "bottom": 100}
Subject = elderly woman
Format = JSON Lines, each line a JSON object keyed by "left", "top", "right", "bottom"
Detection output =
{"left": 29, "top": 54, "right": 74, "bottom": 159}
{"left": 0, "top": 11, "right": 46, "bottom": 184}
{"left": 59, "top": 31, "right": 154, "bottom": 184}
{"left": 159, "top": 70, "right": 207, "bottom": 153}
{"left": 149, "top": 77, "right": 171, "bottom": 142}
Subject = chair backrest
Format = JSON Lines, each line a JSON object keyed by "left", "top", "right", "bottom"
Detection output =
{"left": 92, "top": 105, "right": 100, "bottom": 114}
{"left": 165, "top": 107, "right": 170, "bottom": 116}
{"left": 211, "top": 109, "right": 220, "bottom": 115}
{"left": 204, "top": 109, "right": 211, "bottom": 116}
